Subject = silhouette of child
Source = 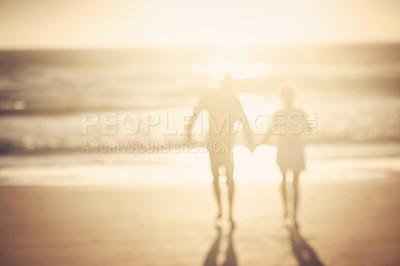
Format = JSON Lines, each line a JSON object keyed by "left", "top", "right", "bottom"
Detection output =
{"left": 267, "top": 84, "right": 308, "bottom": 228}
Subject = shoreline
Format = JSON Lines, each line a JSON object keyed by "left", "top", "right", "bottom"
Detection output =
{"left": 0, "top": 178, "right": 399, "bottom": 265}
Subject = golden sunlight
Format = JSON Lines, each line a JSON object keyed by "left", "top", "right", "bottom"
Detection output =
{"left": 1, "top": 0, "right": 399, "bottom": 47}
{"left": 1, "top": 1, "right": 400, "bottom": 265}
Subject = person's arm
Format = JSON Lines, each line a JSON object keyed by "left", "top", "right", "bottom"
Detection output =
{"left": 185, "top": 98, "right": 204, "bottom": 141}
{"left": 237, "top": 104, "right": 256, "bottom": 151}
{"left": 260, "top": 131, "right": 271, "bottom": 145}
{"left": 264, "top": 113, "right": 274, "bottom": 143}
{"left": 258, "top": 112, "right": 275, "bottom": 145}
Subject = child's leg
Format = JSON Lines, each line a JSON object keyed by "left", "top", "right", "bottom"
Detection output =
{"left": 293, "top": 171, "right": 300, "bottom": 227}
{"left": 280, "top": 169, "right": 288, "bottom": 218}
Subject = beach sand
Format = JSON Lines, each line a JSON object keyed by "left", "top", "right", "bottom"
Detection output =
{"left": 0, "top": 178, "right": 399, "bottom": 266}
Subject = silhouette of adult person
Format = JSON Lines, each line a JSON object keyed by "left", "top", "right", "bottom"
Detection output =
{"left": 266, "top": 84, "right": 308, "bottom": 228}
{"left": 186, "top": 75, "right": 254, "bottom": 226}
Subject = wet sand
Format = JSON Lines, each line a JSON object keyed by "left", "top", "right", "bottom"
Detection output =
{"left": 0, "top": 178, "right": 399, "bottom": 266}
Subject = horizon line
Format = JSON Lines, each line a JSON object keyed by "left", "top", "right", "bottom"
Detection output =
{"left": 1, "top": 40, "right": 400, "bottom": 51}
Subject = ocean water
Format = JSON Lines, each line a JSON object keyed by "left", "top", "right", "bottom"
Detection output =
{"left": 0, "top": 44, "right": 399, "bottom": 185}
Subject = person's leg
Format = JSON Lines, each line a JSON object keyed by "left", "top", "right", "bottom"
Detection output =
{"left": 293, "top": 171, "right": 300, "bottom": 227}
{"left": 280, "top": 169, "right": 288, "bottom": 218}
{"left": 225, "top": 152, "right": 235, "bottom": 225}
{"left": 226, "top": 166, "right": 235, "bottom": 224}
{"left": 210, "top": 153, "right": 222, "bottom": 218}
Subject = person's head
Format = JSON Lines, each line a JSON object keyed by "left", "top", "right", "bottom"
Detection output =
{"left": 280, "top": 84, "right": 296, "bottom": 107}
{"left": 220, "top": 74, "right": 234, "bottom": 91}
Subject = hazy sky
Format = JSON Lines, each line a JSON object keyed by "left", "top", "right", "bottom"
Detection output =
{"left": 1, "top": 0, "right": 400, "bottom": 48}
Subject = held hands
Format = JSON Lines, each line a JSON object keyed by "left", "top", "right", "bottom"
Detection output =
{"left": 247, "top": 136, "right": 257, "bottom": 153}
{"left": 247, "top": 133, "right": 272, "bottom": 153}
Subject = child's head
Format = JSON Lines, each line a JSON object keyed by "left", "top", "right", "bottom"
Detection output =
{"left": 221, "top": 74, "right": 234, "bottom": 91}
{"left": 280, "top": 84, "right": 296, "bottom": 107}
